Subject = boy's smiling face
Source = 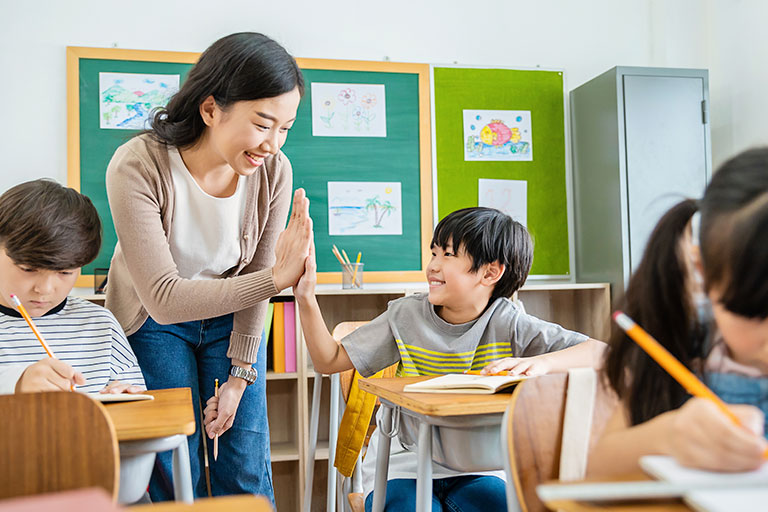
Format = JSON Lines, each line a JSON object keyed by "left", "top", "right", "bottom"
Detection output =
{"left": 0, "top": 248, "right": 79, "bottom": 318}
{"left": 426, "top": 240, "right": 501, "bottom": 324}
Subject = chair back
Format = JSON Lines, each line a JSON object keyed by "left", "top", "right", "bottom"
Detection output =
{"left": 503, "top": 371, "right": 617, "bottom": 512}
{"left": 332, "top": 321, "right": 370, "bottom": 402}
{"left": 0, "top": 391, "right": 119, "bottom": 501}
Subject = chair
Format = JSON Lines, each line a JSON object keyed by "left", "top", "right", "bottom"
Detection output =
{"left": 304, "top": 321, "right": 368, "bottom": 512}
{"left": 502, "top": 369, "right": 618, "bottom": 512}
{"left": 0, "top": 391, "right": 119, "bottom": 501}
{"left": 304, "top": 321, "right": 396, "bottom": 512}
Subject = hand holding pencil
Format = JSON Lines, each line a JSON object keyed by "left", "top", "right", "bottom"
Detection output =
{"left": 10, "top": 294, "right": 83, "bottom": 392}
{"left": 613, "top": 311, "right": 768, "bottom": 470}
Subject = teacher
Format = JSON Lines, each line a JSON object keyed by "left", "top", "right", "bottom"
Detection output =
{"left": 104, "top": 32, "right": 310, "bottom": 502}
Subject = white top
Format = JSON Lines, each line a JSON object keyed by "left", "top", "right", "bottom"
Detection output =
{"left": 168, "top": 147, "right": 246, "bottom": 280}
{"left": 0, "top": 297, "right": 145, "bottom": 394}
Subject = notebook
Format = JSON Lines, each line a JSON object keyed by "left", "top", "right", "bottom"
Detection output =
{"left": 86, "top": 392, "right": 154, "bottom": 403}
{"left": 536, "top": 455, "right": 768, "bottom": 510}
{"left": 402, "top": 373, "right": 527, "bottom": 394}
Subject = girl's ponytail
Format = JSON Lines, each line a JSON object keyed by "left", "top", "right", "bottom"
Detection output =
{"left": 604, "top": 198, "right": 705, "bottom": 425}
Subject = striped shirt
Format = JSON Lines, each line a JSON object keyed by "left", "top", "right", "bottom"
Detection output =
{"left": 341, "top": 292, "right": 588, "bottom": 498}
{"left": 0, "top": 296, "right": 145, "bottom": 394}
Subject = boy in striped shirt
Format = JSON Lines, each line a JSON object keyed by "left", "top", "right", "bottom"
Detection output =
{"left": 0, "top": 179, "right": 144, "bottom": 395}
{"left": 286, "top": 207, "right": 606, "bottom": 511}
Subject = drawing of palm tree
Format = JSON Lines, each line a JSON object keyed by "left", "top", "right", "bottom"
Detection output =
{"left": 365, "top": 196, "right": 396, "bottom": 227}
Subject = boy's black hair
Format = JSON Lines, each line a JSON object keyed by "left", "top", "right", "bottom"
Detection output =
{"left": 0, "top": 179, "right": 101, "bottom": 270}
{"left": 148, "top": 32, "right": 304, "bottom": 148}
{"left": 431, "top": 207, "right": 533, "bottom": 302}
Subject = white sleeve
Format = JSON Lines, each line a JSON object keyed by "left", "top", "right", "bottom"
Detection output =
{"left": 0, "top": 364, "right": 30, "bottom": 395}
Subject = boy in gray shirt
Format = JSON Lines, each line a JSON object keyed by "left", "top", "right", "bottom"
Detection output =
{"left": 296, "top": 207, "right": 603, "bottom": 511}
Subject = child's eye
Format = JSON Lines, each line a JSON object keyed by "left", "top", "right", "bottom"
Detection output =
{"left": 19, "top": 267, "right": 36, "bottom": 273}
{"left": 58, "top": 271, "right": 74, "bottom": 276}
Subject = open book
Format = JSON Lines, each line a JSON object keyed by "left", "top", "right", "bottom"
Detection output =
{"left": 536, "top": 455, "right": 768, "bottom": 511}
{"left": 85, "top": 392, "right": 154, "bottom": 403}
{"left": 402, "top": 373, "right": 527, "bottom": 394}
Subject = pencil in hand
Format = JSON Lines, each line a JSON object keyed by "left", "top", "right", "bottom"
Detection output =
{"left": 613, "top": 310, "right": 768, "bottom": 458}
{"left": 214, "top": 378, "right": 219, "bottom": 461}
{"left": 10, "top": 294, "right": 74, "bottom": 391}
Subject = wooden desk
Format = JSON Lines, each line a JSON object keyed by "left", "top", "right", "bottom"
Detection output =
{"left": 359, "top": 377, "right": 515, "bottom": 512}
{"left": 132, "top": 494, "right": 273, "bottom": 511}
{"left": 103, "top": 388, "right": 196, "bottom": 504}
{"left": 105, "top": 388, "right": 196, "bottom": 441}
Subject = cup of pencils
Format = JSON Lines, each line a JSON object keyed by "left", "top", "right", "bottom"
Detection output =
{"left": 332, "top": 245, "right": 363, "bottom": 289}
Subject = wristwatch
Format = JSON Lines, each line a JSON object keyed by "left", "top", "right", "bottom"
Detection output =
{"left": 229, "top": 365, "right": 258, "bottom": 385}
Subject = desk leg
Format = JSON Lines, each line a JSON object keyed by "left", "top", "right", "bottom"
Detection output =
{"left": 371, "top": 406, "right": 393, "bottom": 512}
{"left": 415, "top": 422, "right": 432, "bottom": 512}
{"left": 171, "top": 435, "right": 194, "bottom": 503}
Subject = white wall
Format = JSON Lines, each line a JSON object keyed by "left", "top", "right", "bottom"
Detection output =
{"left": 0, "top": 0, "right": 722, "bottom": 193}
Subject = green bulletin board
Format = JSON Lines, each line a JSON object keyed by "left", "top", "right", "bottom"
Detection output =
{"left": 432, "top": 66, "right": 571, "bottom": 276}
{"left": 67, "top": 48, "right": 432, "bottom": 287}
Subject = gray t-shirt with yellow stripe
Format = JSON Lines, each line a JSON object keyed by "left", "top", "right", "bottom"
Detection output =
{"left": 342, "top": 292, "right": 588, "bottom": 498}
{"left": 342, "top": 292, "right": 588, "bottom": 378}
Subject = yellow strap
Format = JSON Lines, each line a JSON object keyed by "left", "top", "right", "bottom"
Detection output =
{"left": 333, "top": 368, "right": 384, "bottom": 477}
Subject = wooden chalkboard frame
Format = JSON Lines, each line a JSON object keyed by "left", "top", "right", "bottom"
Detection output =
{"left": 67, "top": 47, "right": 432, "bottom": 287}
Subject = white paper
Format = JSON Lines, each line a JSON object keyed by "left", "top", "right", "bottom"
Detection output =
{"left": 478, "top": 179, "right": 527, "bottom": 227}
{"left": 99, "top": 72, "right": 179, "bottom": 130}
{"left": 464, "top": 109, "right": 532, "bottom": 161}
{"left": 328, "top": 182, "right": 402, "bottom": 236}
{"left": 311, "top": 83, "right": 386, "bottom": 137}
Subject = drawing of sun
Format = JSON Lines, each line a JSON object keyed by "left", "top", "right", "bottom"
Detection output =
{"left": 385, "top": 187, "right": 392, "bottom": 194}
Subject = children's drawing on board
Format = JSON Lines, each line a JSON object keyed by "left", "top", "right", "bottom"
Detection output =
{"left": 312, "top": 83, "right": 386, "bottom": 137}
{"left": 99, "top": 72, "right": 179, "bottom": 130}
{"left": 463, "top": 109, "right": 532, "bottom": 161}
{"left": 327, "top": 181, "right": 402, "bottom": 235}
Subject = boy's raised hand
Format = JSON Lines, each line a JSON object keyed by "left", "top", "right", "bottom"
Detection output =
{"left": 293, "top": 234, "right": 317, "bottom": 302}
{"left": 15, "top": 357, "right": 86, "bottom": 393}
{"left": 482, "top": 355, "right": 551, "bottom": 377}
{"left": 273, "top": 188, "right": 313, "bottom": 291}
{"left": 100, "top": 380, "right": 144, "bottom": 394}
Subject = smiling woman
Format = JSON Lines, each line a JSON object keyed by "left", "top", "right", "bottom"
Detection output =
{"left": 103, "top": 32, "right": 311, "bottom": 503}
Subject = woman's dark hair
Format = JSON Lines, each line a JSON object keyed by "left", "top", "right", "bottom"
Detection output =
{"left": 605, "top": 147, "right": 768, "bottom": 425}
{"left": 431, "top": 207, "right": 533, "bottom": 304}
{"left": 0, "top": 179, "right": 102, "bottom": 270}
{"left": 604, "top": 199, "right": 704, "bottom": 425}
{"left": 149, "top": 32, "right": 304, "bottom": 148}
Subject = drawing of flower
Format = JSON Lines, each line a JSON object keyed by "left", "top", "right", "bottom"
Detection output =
{"left": 337, "top": 88, "right": 356, "bottom": 105}
{"left": 360, "top": 94, "right": 377, "bottom": 109}
{"left": 320, "top": 97, "right": 336, "bottom": 128}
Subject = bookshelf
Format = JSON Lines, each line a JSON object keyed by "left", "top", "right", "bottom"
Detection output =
{"left": 75, "top": 281, "right": 610, "bottom": 510}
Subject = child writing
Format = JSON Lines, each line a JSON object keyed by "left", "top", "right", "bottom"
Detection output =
{"left": 280, "top": 207, "right": 605, "bottom": 511}
{"left": 588, "top": 148, "right": 768, "bottom": 477}
{"left": 0, "top": 179, "right": 145, "bottom": 395}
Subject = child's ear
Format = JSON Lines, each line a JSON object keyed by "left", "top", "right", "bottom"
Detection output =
{"left": 482, "top": 261, "right": 505, "bottom": 286}
{"left": 199, "top": 95, "right": 217, "bottom": 127}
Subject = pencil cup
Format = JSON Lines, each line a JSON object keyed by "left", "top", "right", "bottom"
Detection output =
{"left": 342, "top": 263, "right": 364, "bottom": 289}
{"left": 94, "top": 267, "right": 109, "bottom": 295}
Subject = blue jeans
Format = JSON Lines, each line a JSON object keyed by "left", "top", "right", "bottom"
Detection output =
{"left": 364, "top": 476, "right": 507, "bottom": 512}
{"left": 128, "top": 314, "right": 273, "bottom": 502}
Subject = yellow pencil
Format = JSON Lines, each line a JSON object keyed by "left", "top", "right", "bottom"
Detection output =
{"left": 10, "top": 294, "right": 73, "bottom": 391}
{"left": 351, "top": 252, "right": 362, "bottom": 288}
{"left": 214, "top": 378, "right": 219, "bottom": 461}
{"left": 613, "top": 310, "right": 768, "bottom": 458}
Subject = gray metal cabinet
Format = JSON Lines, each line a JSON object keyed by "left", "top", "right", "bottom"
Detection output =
{"left": 570, "top": 66, "right": 711, "bottom": 299}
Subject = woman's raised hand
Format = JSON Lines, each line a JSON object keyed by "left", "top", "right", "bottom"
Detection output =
{"left": 273, "top": 188, "right": 313, "bottom": 291}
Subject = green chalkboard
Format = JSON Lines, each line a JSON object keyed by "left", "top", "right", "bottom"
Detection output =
{"left": 68, "top": 48, "right": 432, "bottom": 286}
{"left": 432, "top": 66, "right": 571, "bottom": 276}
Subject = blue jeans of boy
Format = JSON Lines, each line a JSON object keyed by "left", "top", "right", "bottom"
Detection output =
{"left": 128, "top": 314, "right": 273, "bottom": 502}
{"left": 364, "top": 475, "right": 507, "bottom": 512}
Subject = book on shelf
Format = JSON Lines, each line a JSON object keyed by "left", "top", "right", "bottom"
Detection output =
{"left": 273, "top": 302, "right": 285, "bottom": 373}
{"left": 284, "top": 300, "right": 296, "bottom": 373}
{"left": 265, "top": 302, "right": 274, "bottom": 372}
{"left": 402, "top": 373, "right": 528, "bottom": 394}
{"left": 535, "top": 455, "right": 768, "bottom": 512}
